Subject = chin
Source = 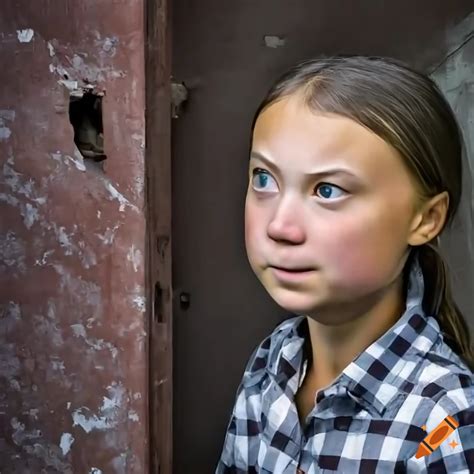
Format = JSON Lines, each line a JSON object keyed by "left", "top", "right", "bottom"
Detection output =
{"left": 267, "top": 287, "right": 323, "bottom": 315}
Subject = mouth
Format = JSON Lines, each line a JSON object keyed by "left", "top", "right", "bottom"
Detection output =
{"left": 269, "top": 265, "right": 315, "bottom": 272}
{"left": 269, "top": 265, "right": 316, "bottom": 282}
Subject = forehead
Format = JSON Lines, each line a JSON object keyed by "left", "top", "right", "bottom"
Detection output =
{"left": 251, "top": 96, "right": 405, "bottom": 179}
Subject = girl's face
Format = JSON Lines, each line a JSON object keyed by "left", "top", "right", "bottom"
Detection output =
{"left": 245, "top": 95, "right": 420, "bottom": 323}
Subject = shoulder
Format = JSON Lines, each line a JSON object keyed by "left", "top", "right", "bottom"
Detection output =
{"left": 406, "top": 375, "right": 474, "bottom": 472}
{"left": 419, "top": 366, "right": 474, "bottom": 419}
{"left": 403, "top": 332, "right": 474, "bottom": 417}
{"left": 412, "top": 334, "right": 473, "bottom": 404}
{"left": 405, "top": 339, "right": 474, "bottom": 471}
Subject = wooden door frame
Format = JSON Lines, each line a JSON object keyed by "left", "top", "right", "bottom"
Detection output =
{"left": 146, "top": 0, "right": 173, "bottom": 472}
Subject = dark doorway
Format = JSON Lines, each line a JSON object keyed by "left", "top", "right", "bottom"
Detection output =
{"left": 171, "top": 3, "right": 474, "bottom": 473}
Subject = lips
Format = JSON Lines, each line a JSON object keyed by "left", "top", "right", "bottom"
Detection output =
{"left": 270, "top": 265, "right": 314, "bottom": 272}
{"left": 269, "top": 265, "right": 316, "bottom": 282}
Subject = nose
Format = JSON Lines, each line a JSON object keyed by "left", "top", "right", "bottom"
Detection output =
{"left": 267, "top": 195, "right": 306, "bottom": 244}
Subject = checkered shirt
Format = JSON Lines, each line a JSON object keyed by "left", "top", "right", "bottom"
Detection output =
{"left": 216, "top": 257, "right": 474, "bottom": 473}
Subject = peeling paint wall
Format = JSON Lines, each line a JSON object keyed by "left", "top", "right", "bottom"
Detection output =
{"left": 0, "top": 2, "right": 147, "bottom": 472}
{"left": 431, "top": 12, "right": 474, "bottom": 332}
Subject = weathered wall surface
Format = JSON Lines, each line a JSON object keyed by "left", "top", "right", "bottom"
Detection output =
{"left": 431, "top": 12, "right": 474, "bottom": 332}
{"left": 0, "top": 2, "right": 147, "bottom": 472}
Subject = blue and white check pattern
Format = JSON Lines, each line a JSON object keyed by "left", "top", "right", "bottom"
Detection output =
{"left": 216, "top": 257, "right": 474, "bottom": 473}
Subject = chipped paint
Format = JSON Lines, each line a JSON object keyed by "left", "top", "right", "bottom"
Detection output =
{"left": 99, "top": 36, "right": 119, "bottom": 57}
{"left": 50, "top": 151, "right": 86, "bottom": 172}
{"left": 72, "top": 382, "right": 126, "bottom": 433}
{"left": 55, "top": 225, "right": 75, "bottom": 255}
{"left": 33, "top": 301, "right": 64, "bottom": 347}
{"left": 22, "top": 202, "right": 39, "bottom": 229}
{"left": 104, "top": 181, "right": 138, "bottom": 212}
{"left": 0, "top": 110, "right": 14, "bottom": 141}
{"left": 47, "top": 36, "right": 126, "bottom": 87}
{"left": 11, "top": 418, "right": 42, "bottom": 445}
{"left": 264, "top": 35, "right": 286, "bottom": 48}
{"left": 132, "top": 295, "right": 146, "bottom": 312}
{"left": 0, "top": 232, "right": 26, "bottom": 273}
{"left": 72, "top": 408, "right": 114, "bottom": 433}
{"left": 47, "top": 41, "right": 55, "bottom": 57}
{"left": 49, "top": 223, "right": 98, "bottom": 268}
{"left": 0, "top": 344, "right": 21, "bottom": 378}
{"left": 0, "top": 109, "right": 16, "bottom": 121}
{"left": 127, "top": 245, "right": 142, "bottom": 272}
{"left": 96, "top": 224, "right": 120, "bottom": 245}
{"left": 0, "top": 302, "right": 21, "bottom": 338}
{"left": 17, "top": 29, "right": 34, "bottom": 43}
{"left": 60, "top": 432, "right": 75, "bottom": 456}
{"left": 70, "top": 323, "right": 119, "bottom": 358}
{"left": 23, "top": 442, "right": 73, "bottom": 472}
{"left": 0, "top": 192, "right": 20, "bottom": 207}
{"left": 25, "top": 408, "right": 40, "bottom": 420}
{"left": 0, "top": 125, "right": 11, "bottom": 141}
{"left": 3, "top": 155, "right": 42, "bottom": 201}
{"left": 1, "top": 3, "right": 147, "bottom": 471}
{"left": 34, "top": 249, "right": 55, "bottom": 266}
{"left": 131, "top": 133, "right": 145, "bottom": 149}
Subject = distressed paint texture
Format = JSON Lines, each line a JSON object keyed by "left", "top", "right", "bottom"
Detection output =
{"left": 431, "top": 12, "right": 474, "bottom": 332}
{"left": 0, "top": 1, "right": 147, "bottom": 472}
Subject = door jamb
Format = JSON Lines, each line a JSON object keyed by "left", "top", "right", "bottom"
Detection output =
{"left": 146, "top": 0, "right": 173, "bottom": 472}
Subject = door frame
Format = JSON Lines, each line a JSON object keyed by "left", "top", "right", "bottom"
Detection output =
{"left": 146, "top": 0, "right": 173, "bottom": 472}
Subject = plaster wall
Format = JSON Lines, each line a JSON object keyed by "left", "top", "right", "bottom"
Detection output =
{"left": 0, "top": 2, "right": 148, "bottom": 472}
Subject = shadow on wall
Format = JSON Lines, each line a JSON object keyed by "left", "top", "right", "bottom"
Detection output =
{"left": 431, "top": 12, "right": 474, "bottom": 333}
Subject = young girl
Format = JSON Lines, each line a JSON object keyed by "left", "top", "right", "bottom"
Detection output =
{"left": 216, "top": 56, "right": 474, "bottom": 473}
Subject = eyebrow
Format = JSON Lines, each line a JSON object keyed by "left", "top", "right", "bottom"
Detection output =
{"left": 249, "top": 151, "right": 361, "bottom": 180}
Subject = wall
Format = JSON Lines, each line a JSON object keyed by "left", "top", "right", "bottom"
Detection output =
{"left": 431, "top": 12, "right": 474, "bottom": 332}
{"left": 0, "top": 2, "right": 148, "bottom": 472}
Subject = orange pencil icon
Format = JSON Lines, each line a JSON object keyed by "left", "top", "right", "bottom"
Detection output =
{"left": 415, "top": 415, "right": 459, "bottom": 459}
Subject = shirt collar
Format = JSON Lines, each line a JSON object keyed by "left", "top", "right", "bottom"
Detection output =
{"left": 267, "top": 251, "right": 443, "bottom": 416}
{"left": 342, "top": 252, "right": 444, "bottom": 415}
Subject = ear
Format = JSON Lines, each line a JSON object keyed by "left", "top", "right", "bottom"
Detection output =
{"left": 408, "top": 191, "right": 449, "bottom": 246}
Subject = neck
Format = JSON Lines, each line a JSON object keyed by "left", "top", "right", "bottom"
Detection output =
{"left": 306, "top": 276, "right": 406, "bottom": 387}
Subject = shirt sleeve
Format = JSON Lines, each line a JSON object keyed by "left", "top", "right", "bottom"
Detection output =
{"left": 215, "top": 335, "right": 272, "bottom": 473}
{"left": 407, "top": 380, "right": 474, "bottom": 473}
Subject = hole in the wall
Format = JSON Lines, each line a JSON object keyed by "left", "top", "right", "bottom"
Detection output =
{"left": 69, "top": 91, "right": 107, "bottom": 165}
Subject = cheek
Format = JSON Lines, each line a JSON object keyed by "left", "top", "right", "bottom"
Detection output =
{"left": 244, "top": 199, "right": 263, "bottom": 262}
{"left": 315, "top": 211, "right": 407, "bottom": 289}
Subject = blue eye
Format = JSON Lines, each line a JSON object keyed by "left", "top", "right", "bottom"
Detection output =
{"left": 251, "top": 169, "right": 278, "bottom": 192}
{"left": 315, "top": 183, "right": 345, "bottom": 199}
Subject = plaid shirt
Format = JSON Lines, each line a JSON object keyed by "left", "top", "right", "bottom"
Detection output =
{"left": 216, "top": 257, "right": 474, "bottom": 473}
